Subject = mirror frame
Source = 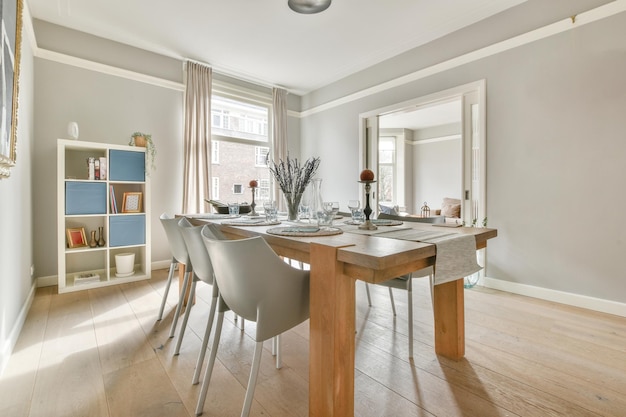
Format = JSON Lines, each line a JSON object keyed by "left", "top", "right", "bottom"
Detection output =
{"left": 0, "top": 0, "right": 24, "bottom": 179}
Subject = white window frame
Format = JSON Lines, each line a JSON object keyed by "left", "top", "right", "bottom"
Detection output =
{"left": 212, "top": 177, "right": 220, "bottom": 200}
{"left": 211, "top": 140, "right": 220, "bottom": 164}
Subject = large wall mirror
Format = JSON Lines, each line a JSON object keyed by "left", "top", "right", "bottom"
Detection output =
{"left": 359, "top": 80, "right": 486, "bottom": 226}
{"left": 0, "top": 0, "right": 24, "bottom": 179}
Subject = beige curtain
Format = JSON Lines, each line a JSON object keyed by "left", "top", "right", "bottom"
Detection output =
{"left": 182, "top": 62, "right": 212, "bottom": 214}
{"left": 272, "top": 87, "right": 288, "bottom": 208}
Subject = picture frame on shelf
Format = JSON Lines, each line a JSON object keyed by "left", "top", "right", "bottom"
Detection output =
{"left": 66, "top": 227, "right": 87, "bottom": 248}
{"left": 122, "top": 192, "right": 142, "bottom": 213}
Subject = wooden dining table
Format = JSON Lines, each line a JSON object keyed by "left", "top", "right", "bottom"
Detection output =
{"left": 186, "top": 216, "right": 497, "bottom": 417}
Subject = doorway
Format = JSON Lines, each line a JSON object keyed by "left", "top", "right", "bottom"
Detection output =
{"left": 358, "top": 80, "right": 486, "bottom": 226}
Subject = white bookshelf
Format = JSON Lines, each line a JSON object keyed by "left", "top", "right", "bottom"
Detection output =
{"left": 57, "top": 139, "right": 151, "bottom": 293}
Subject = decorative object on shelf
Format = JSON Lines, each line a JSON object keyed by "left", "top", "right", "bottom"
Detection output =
{"left": 288, "top": 0, "right": 331, "bottom": 14}
{"left": 67, "top": 122, "right": 79, "bottom": 140}
{"left": 268, "top": 155, "right": 321, "bottom": 221}
{"left": 129, "top": 131, "right": 156, "bottom": 173}
{"left": 115, "top": 252, "right": 135, "bottom": 277}
{"left": 358, "top": 169, "right": 377, "bottom": 230}
{"left": 122, "top": 192, "right": 143, "bottom": 213}
{"left": 87, "top": 157, "right": 95, "bottom": 180}
{"left": 89, "top": 230, "right": 98, "bottom": 248}
{"left": 421, "top": 201, "right": 431, "bottom": 217}
{"left": 74, "top": 273, "right": 100, "bottom": 285}
{"left": 66, "top": 227, "right": 88, "bottom": 248}
{"left": 97, "top": 226, "right": 106, "bottom": 247}
{"left": 248, "top": 180, "right": 259, "bottom": 216}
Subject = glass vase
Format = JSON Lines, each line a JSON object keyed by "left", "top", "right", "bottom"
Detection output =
{"left": 310, "top": 178, "right": 323, "bottom": 219}
{"left": 283, "top": 192, "right": 303, "bottom": 221}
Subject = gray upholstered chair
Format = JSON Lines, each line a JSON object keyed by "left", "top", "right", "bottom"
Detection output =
{"left": 363, "top": 212, "right": 437, "bottom": 358}
{"left": 195, "top": 226, "right": 310, "bottom": 417}
{"left": 158, "top": 213, "right": 194, "bottom": 344}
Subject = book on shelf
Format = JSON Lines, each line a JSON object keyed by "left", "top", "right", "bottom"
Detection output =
{"left": 99, "top": 157, "right": 107, "bottom": 180}
{"left": 110, "top": 185, "right": 117, "bottom": 213}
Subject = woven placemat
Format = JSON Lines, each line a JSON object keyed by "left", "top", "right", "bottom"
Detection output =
{"left": 267, "top": 226, "right": 343, "bottom": 237}
{"left": 221, "top": 220, "right": 281, "bottom": 227}
{"left": 344, "top": 219, "right": 403, "bottom": 226}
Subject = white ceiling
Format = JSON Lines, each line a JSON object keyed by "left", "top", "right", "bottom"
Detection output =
{"left": 27, "top": 0, "right": 526, "bottom": 95}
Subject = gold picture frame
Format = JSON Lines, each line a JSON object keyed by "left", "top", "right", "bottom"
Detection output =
{"left": 66, "top": 227, "right": 87, "bottom": 248}
{"left": 0, "top": 0, "right": 24, "bottom": 179}
{"left": 122, "top": 192, "right": 143, "bottom": 213}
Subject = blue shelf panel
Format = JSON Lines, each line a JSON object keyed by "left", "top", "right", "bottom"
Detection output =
{"left": 65, "top": 182, "right": 107, "bottom": 215}
{"left": 109, "top": 215, "right": 146, "bottom": 247}
{"left": 109, "top": 150, "right": 145, "bottom": 182}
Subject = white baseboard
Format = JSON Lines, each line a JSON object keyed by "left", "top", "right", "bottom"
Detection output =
{"left": 37, "top": 260, "right": 174, "bottom": 288}
{"left": 481, "top": 276, "right": 626, "bottom": 318}
{"left": 0, "top": 281, "right": 36, "bottom": 377}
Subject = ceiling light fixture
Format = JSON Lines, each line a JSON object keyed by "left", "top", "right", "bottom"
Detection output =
{"left": 288, "top": 0, "right": 332, "bottom": 14}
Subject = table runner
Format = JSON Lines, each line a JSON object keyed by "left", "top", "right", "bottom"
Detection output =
{"left": 339, "top": 224, "right": 481, "bottom": 285}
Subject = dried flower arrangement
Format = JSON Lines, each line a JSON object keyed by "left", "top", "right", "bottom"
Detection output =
{"left": 268, "top": 155, "right": 321, "bottom": 220}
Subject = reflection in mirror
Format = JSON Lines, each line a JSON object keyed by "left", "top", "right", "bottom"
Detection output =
{"left": 377, "top": 99, "right": 462, "bottom": 218}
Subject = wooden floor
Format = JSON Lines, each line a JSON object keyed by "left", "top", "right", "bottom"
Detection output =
{"left": 1, "top": 268, "right": 625, "bottom": 417}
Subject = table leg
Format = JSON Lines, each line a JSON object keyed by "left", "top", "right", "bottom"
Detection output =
{"left": 433, "top": 278, "right": 464, "bottom": 359}
{"left": 309, "top": 243, "right": 356, "bottom": 417}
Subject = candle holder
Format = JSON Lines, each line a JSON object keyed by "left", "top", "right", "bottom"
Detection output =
{"left": 358, "top": 180, "right": 378, "bottom": 230}
{"left": 249, "top": 186, "right": 259, "bottom": 216}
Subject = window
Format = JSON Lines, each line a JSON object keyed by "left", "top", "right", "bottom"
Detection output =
{"left": 258, "top": 178, "right": 270, "bottom": 202}
{"left": 255, "top": 146, "right": 270, "bottom": 166}
{"left": 210, "top": 89, "right": 272, "bottom": 204}
{"left": 378, "top": 136, "right": 396, "bottom": 204}
{"left": 212, "top": 96, "right": 268, "bottom": 142}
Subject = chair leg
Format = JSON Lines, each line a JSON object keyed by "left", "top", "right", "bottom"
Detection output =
{"left": 157, "top": 260, "right": 176, "bottom": 321}
{"left": 174, "top": 278, "right": 197, "bottom": 355}
{"left": 192, "top": 292, "right": 218, "bottom": 385}
{"left": 388, "top": 287, "right": 397, "bottom": 316}
{"left": 195, "top": 311, "right": 224, "bottom": 416}
{"left": 272, "top": 335, "right": 282, "bottom": 369}
{"left": 169, "top": 270, "right": 192, "bottom": 338}
{"left": 365, "top": 283, "right": 372, "bottom": 306}
{"left": 241, "top": 341, "right": 264, "bottom": 417}
{"left": 407, "top": 281, "right": 414, "bottom": 359}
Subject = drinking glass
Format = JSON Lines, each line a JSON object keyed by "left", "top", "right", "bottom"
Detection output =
{"left": 317, "top": 202, "right": 335, "bottom": 228}
{"left": 328, "top": 201, "right": 340, "bottom": 217}
{"left": 298, "top": 204, "right": 311, "bottom": 222}
{"left": 263, "top": 200, "right": 278, "bottom": 223}
{"left": 351, "top": 208, "right": 365, "bottom": 224}
{"left": 347, "top": 200, "right": 362, "bottom": 223}
{"left": 228, "top": 203, "right": 240, "bottom": 216}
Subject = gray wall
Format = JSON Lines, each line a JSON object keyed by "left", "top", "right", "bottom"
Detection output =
{"left": 34, "top": 59, "right": 185, "bottom": 276}
{"left": 0, "top": 21, "right": 35, "bottom": 372}
{"left": 32, "top": 21, "right": 302, "bottom": 280}
{"left": 299, "top": 1, "right": 626, "bottom": 304}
